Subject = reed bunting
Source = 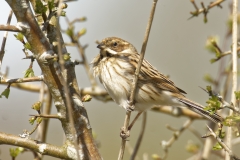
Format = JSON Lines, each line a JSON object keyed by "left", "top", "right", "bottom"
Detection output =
{"left": 92, "top": 37, "right": 223, "bottom": 123}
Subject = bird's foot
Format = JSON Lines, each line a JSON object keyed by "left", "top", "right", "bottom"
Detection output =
{"left": 126, "top": 100, "right": 135, "bottom": 112}
{"left": 120, "top": 127, "right": 130, "bottom": 139}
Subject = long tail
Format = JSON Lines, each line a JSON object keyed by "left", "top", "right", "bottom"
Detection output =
{"left": 178, "top": 97, "right": 223, "bottom": 124}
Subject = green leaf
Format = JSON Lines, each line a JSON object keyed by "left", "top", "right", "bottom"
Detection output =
{"left": 60, "top": 3, "right": 68, "bottom": 9}
{"left": 32, "top": 101, "right": 42, "bottom": 111}
{"left": 235, "top": 91, "right": 240, "bottom": 101}
{"left": 79, "top": 17, "right": 87, "bottom": 21}
{"left": 212, "top": 142, "right": 223, "bottom": 150}
{"left": 60, "top": 11, "right": 66, "bottom": 17}
{"left": 35, "top": 0, "right": 47, "bottom": 14}
{"left": 66, "top": 26, "right": 74, "bottom": 37}
{"left": 203, "top": 17, "right": 208, "bottom": 23}
{"left": 24, "top": 68, "right": 35, "bottom": 78}
{"left": 204, "top": 75, "right": 214, "bottom": 84}
{"left": 206, "top": 86, "right": 212, "bottom": 92}
{"left": 205, "top": 36, "right": 219, "bottom": 53}
{"left": 210, "top": 58, "right": 217, "bottom": 63}
{"left": 78, "top": 28, "right": 87, "bottom": 36}
{"left": 0, "top": 88, "right": 10, "bottom": 99}
{"left": 48, "top": 0, "right": 55, "bottom": 11}
{"left": 151, "top": 154, "right": 161, "bottom": 160}
{"left": 14, "top": 33, "right": 24, "bottom": 42}
{"left": 63, "top": 53, "right": 71, "bottom": 61}
{"left": 82, "top": 94, "right": 92, "bottom": 102}
{"left": 204, "top": 96, "right": 221, "bottom": 114}
{"left": 185, "top": 141, "right": 200, "bottom": 153}
{"left": 29, "top": 117, "right": 36, "bottom": 125}
{"left": 9, "top": 147, "right": 24, "bottom": 158}
{"left": 24, "top": 42, "right": 31, "bottom": 50}
{"left": 223, "top": 115, "right": 240, "bottom": 127}
{"left": 36, "top": 117, "right": 43, "bottom": 124}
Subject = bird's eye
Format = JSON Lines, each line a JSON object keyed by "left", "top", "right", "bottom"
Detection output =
{"left": 113, "top": 42, "right": 118, "bottom": 47}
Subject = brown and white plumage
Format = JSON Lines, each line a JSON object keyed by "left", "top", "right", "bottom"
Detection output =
{"left": 92, "top": 37, "right": 223, "bottom": 123}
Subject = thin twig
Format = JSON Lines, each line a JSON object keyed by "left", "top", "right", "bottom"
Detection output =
{"left": 130, "top": 112, "right": 147, "bottom": 160}
{"left": 0, "top": 75, "right": 43, "bottom": 84}
{"left": 29, "top": 114, "right": 59, "bottom": 119}
{"left": 29, "top": 123, "right": 41, "bottom": 135}
{"left": 189, "top": 0, "right": 226, "bottom": 18}
{"left": 205, "top": 125, "right": 240, "bottom": 160}
{"left": 35, "top": 81, "right": 45, "bottom": 145}
{"left": 0, "top": 25, "right": 20, "bottom": 32}
{"left": 211, "top": 47, "right": 240, "bottom": 62}
{"left": 126, "top": 142, "right": 141, "bottom": 160}
{"left": 0, "top": 10, "right": 13, "bottom": 73}
{"left": 118, "top": 1, "right": 158, "bottom": 159}
{"left": 161, "top": 119, "right": 193, "bottom": 160}
{"left": 226, "top": 0, "right": 238, "bottom": 159}
{"left": 75, "top": 42, "right": 97, "bottom": 87}
{"left": 64, "top": 16, "right": 97, "bottom": 87}
{"left": 41, "top": 91, "right": 52, "bottom": 141}
{"left": 56, "top": 1, "right": 81, "bottom": 160}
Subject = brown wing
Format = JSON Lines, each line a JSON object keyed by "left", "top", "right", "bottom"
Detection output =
{"left": 128, "top": 54, "right": 186, "bottom": 95}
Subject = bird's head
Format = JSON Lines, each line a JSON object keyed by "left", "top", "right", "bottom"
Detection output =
{"left": 97, "top": 37, "right": 138, "bottom": 57}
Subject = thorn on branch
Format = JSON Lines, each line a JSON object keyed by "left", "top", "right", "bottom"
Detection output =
{"left": 204, "top": 124, "right": 240, "bottom": 160}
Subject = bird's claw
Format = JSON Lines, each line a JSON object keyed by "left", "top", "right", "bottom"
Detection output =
{"left": 126, "top": 100, "right": 135, "bottom": 112}
{"left": 120, "top": 127, "right": 130, "bottom": 139}
{"left": 126, "top": 106, "right": 134, "bottom": 112}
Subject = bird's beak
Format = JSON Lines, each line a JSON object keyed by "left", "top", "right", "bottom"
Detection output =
{"left": 97, "top": 43, "right": 105, "bottom": 49}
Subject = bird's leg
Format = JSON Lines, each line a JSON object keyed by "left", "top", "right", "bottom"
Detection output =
{"left": 120, "top": 111, "right": 143, "bottom": 139}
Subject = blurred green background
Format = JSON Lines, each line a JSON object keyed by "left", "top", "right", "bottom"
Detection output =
{"left": 0, "top": 0, "right": 235, "bottom": 159}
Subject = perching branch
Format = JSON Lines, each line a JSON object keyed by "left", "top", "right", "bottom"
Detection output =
{"left": 130, "top": 112, "right": 147, "bottom": 160}
{"left": 118, "top": 1, "right": 158, "bottom": 159}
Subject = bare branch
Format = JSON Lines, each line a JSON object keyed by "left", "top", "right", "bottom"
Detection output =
{"left": 5, "top": 0, "right": 101, "bottom": 158}
{"left": 0, "top": 10, "right": 13, "bottom": 73}
{"left": 130, "top": 112, "right": 147, "bottom": 160}
{"left": 0, "top": 75, "right": 43, "bottom": 84}
{"left": 118, "top": 1, "right": 158, "bottom": 159}
{"left": 0, "top": 132, "right": 71, "bottom": 159}
{"left": 226, "top": 0, "right": 238, "bottom": 159}
{"left": 29, "top": 114, "right": 59, "bottom": 119}
{"left": 190, "top": 0, "right": 226, "bottom": 20}
{"left": 204, "top": 125, "right": 240, "bottom": 160}
{"left": 0, "top": 25, "right": 21, "bottom": 32}
{"left": 161, "top": 119, "right": 193, "bottom": 160}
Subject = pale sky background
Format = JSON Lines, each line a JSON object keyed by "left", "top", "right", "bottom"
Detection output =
{"left": 0, "top": 0, "right": 236, "bottom": 160}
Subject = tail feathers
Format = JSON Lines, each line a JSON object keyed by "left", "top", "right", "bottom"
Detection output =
{"left": 178, "top": 97, "right": 223, "bottom": 124}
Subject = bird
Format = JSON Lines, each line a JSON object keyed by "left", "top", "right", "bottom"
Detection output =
{"left": 91, "top": 37, "right": 223, "bottom": 124}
